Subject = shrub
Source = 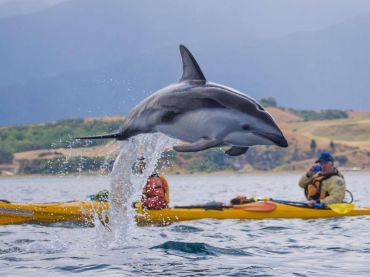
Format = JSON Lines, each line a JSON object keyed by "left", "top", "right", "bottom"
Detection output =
{"left": 0, "top": 149, "right": 13, "bottom": 164}
{"left": 0, "top": 118, "right": 125, "bottom": 154}
{"left": 288, "top": 109, "right": 348, "bottom": 121}
{"left": 260, "top": 97, "right": 278, "bottom": 107}
{"left": 19, "top": 156, "right": 114, "bottom": 174}
{"left": 189, "top": 150, "right": 235, "bottom": 172}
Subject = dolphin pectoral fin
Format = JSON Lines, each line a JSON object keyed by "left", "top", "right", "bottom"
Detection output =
{"left": 225, "top": 146, "right": 249, "bottom": 156}
{"left": 173, "top": 138, "right": 220, "bottom": 152}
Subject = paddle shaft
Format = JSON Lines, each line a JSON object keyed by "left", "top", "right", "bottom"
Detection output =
{"left": 271, "top": 199, "right": 325, "bottom": 208}
{"left": 174, "top": 202, "right": 276, "bottom": 212}
{"left": 175, "top": 200, "right": 323, "bottom": 210}
{"left": 174, "top": 205, "right": 232, "bottom": 210}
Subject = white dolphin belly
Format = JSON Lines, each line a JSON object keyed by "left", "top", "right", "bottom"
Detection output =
{"left": 156, "top": 109, "right": 241, "bottom": 142}
{"left": 224, "top": 131, "right": 273, "bottom": 146}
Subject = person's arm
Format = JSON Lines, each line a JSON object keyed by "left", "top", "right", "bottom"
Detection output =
{"left": 320, "top": 177, "right": 346, "bottom": 206}
{"left": 160, "top": 176, "right": 170, "bottom": 204}
{"left": 298, "top": 171, "right": 316, "bottom": 189}
{"left": 141, "top": 196, "right": 166, "bottom": 210}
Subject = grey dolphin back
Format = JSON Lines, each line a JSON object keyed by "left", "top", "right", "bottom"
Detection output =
{"left": 179, "top": 45, "right": 206, "bottom": 82}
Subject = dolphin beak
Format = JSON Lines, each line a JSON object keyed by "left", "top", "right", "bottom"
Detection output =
{"left": 275, "top": 134, "right": 289, "bottom": 148}
{"left": 256, "top": 132, "right": 289, "bottom": 148}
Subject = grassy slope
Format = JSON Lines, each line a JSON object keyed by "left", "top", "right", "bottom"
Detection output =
{"left": 276, "top": 110, "right": 370, "bottom": 170}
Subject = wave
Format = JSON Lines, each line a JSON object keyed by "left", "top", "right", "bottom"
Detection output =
{"left": 152, "top": 241, "right": 251, "bottom": 256}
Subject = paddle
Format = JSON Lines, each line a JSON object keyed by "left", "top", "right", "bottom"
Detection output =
{"left": 271, "top": 199, "right": 355, "bottom": 214}
{"left": 174, "top": 201, "right": 276, "bottom": 212}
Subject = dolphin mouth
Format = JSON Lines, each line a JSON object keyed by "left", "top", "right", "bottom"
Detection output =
{"left": 256, "top": 132, "right": 289, "bottom": 148}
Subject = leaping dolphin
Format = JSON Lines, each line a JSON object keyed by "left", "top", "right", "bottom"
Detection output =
{"left": 76, "top": 45, "right": 288, "bottom": 156}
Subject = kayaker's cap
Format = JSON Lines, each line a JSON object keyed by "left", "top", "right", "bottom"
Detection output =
{"left": 315, "top": 152, "right": 334, "bottom": 163}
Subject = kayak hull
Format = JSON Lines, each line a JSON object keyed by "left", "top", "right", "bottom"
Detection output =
{"left": 0, "top": 201, "right": 370, "bottom": 226}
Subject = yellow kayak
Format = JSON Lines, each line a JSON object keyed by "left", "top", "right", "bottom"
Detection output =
{"left": 0, "top": 200, "right": 108, "bottom": 225}
{"left": 0, "top": 200, "right": 370, "bottom": 226}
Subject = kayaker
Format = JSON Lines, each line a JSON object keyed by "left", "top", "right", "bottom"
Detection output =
{"left": 136, "top": 157, "right": 170, "bottom": 210}
{"left": 298, "top": 151, "right": 346, "bottom": 207}
{"left": 90, "top": 157, "right": 170, "bottom": 210}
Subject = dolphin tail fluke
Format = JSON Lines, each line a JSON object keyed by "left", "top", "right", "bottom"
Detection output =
{"left": 179, "top": 45, "right": 206, "bottom": 82}
{"left": 74, "top": 133, "right": 123, "bottom": 140}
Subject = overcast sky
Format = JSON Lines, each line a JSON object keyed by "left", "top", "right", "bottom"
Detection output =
{"left": 1, "top": 0, "right": 370, "bottom": 125}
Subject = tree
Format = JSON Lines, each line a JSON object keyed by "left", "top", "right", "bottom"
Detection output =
{"left": 330, "top": 140, "right": 336, "bottom": 152}
{"left": 260, "top": 97, "right": 277, "bottom": 107}
{"left": 310, "top": 139, "right": 317, "bottom": 155}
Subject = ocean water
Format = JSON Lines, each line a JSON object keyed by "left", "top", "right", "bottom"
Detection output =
{"left": 0, "top": 173, "right": 369, "bottom": 276}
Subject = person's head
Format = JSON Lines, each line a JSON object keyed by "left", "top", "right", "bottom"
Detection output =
{"left": 137, "top": 157, "right": 146, "bottom": 174}
{"left": 315, "top": 152, "right": 334, "bottom": 173}
{"left": 135, "top": 156, "right": 161, "bottom": 175}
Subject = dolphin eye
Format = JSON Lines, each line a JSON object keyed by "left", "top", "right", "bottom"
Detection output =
{"left": 242, "top": 124, "right": 250, "bottom": 130}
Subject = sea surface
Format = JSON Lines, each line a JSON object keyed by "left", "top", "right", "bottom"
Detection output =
{"left": 0, "top": 173, "right": 369, "bottom": 276}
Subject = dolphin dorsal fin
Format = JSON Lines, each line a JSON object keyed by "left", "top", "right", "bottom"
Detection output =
{"left": 179, "top": 45, "right": 206, "bottom": 82}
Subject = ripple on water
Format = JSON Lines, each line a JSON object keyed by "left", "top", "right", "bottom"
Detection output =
{"left": 0, "top": 247, "right": 22, "bottom": 255}
{"left": 259, "top": 226, "right": 289, "bottom": 232}
{"left": 2, "top": 256, "right": 25, "bottom": 262}
{"left": 0, "top": 231, "right": 12, "bottom": 236}
{"left": 170, "top": 225, "right": 204, "bottom": 233}
{"left": 53, "top": 263, "right": 111, "bottom": 273}
{"left": 151, "top": 241, "right": 251, "bottom": 257}
{"left": 130, "top": 261, "right": 276, "bottom": 276}
{"left": 247, "top": 246, "right": 292, "bottom": 255}
{"left": 41, "top": 256, "right": 89, "bottom": 261}
{"left": 13, "top": 239, "right": 35, "bottom": 244}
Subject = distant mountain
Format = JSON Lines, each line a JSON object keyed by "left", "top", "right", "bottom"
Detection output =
{"left": 1, "top": 0, "right": 369, "bottom": 86}
{"left": 1, "top": 0, "right": 370, "bottom": 125}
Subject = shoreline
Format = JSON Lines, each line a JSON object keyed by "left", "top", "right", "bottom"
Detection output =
{"left": 1, "top": 168, "right": 369, "bottom": 178}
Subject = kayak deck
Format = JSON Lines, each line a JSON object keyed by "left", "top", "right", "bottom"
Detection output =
{"left": 0, "top": 200, "right": 370, "bottom": 226}
{"left": 0, "top": 201, "right": 108, "bottom": 225}
{"left": 139, "top": 204, "right": 370, "bottom": 224}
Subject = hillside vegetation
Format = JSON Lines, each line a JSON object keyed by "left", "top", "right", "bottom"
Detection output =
{"left": 0, "top": 118, "right": 125, "bottom": 153}
{"left": 1, "top": 108, "right": 370, "bottom": 175}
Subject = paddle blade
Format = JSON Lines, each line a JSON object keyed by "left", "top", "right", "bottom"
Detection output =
{"left": 233, "top": 202, "right": 277, "bottom": 212}
{"left": 328, "top": 203, "right": 355, "bottom": 214}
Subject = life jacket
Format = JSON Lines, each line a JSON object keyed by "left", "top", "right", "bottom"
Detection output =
{"left": 141, "top": 174, "right": 169, "bottom": 210}
{"left": 230, "top": 196, "right": 256, "bottom": 205}
{"left": 305, "top": 171, "right": 340, "bottom": 201}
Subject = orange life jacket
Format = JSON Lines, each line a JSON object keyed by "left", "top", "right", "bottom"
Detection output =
{"left": 141, "top": 175, "right": 169, "bottom": 210}
{"left": 305, "top": 172, "right": 339, "bottom": 201}
{"left": 305, "top": 175, "right": 327, "bottom": 201}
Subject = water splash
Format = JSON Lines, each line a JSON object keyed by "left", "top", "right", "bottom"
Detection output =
{"left": 104, "top": 133, "right": 178, "bottom": 246}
